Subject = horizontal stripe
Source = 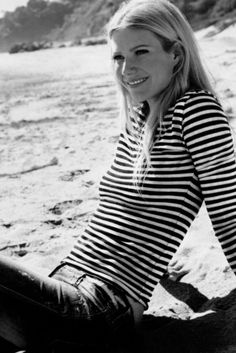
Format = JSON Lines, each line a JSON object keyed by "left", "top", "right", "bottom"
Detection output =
{"left": 65, "top": 90, "right": 236, "bottom": 308}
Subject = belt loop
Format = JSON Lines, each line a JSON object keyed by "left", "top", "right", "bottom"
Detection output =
{"left": 75, "top": 273, "right": 86, "bottom": 286}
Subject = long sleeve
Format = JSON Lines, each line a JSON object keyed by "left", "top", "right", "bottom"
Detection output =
{"left": 182, "top": 91, "right": 236, "bottom": 273}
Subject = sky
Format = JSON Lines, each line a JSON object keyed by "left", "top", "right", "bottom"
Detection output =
{"left": 0, "top": 0, "right": 29, "bottom": 15}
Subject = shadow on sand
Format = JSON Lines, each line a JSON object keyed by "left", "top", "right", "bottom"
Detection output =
{"left": 134, "top": 278, "right": 236, "bottom": 353}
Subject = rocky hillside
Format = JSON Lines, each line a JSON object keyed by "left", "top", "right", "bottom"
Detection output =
{"left": 0, "top": 0, "right": 236, "bottom": 52}
{"left": 47, "top": 0, "right": 124, "bottom": 43}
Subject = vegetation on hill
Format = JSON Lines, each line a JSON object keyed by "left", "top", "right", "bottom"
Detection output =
{"left": 0, "top": 0, "right": 235, "bottom": 52}
{"left": 48, "top": 0, "right": 124, "bottom": 43}
{"left": 175, "top": 0, "right": 236, "bottom": 28}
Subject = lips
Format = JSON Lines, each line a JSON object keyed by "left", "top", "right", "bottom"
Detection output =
{"left": 126, "top": 77, "right": 148, "bottom": 86}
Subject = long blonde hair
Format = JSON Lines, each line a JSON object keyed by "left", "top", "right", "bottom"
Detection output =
{"left": 107, "top": 0, "right": 215, "bottom": 186}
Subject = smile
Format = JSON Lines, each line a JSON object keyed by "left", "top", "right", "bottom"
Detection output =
{"left": 126, "top": 77, "right": 148, "bottom": 86}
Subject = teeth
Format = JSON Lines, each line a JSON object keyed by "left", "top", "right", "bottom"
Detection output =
{"left": 128, "top": 78, "right": 147, "bottom": 85}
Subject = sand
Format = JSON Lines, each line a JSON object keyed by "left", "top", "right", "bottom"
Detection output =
{"left": 0, "top": 24, "right": 236, "bottom": 352}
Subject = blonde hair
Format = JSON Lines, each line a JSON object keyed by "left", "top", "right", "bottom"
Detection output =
{"left": 107, "top": 0, "right": 215, "bottom": 186}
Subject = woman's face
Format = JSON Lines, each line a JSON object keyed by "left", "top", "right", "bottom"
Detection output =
{"left": 110, "top": 28, "right": 178, "bottom": 108}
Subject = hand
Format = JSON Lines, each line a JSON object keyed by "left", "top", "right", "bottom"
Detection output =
{"left": 167, "top": 258, "right": 190, "bottom": 281}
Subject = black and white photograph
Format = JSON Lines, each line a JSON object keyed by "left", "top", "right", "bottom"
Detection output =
{"left": 0, "top": 0, "right": 236, "bottom": 352}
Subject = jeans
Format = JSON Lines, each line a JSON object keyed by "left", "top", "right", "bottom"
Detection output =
{"left": 0, "top": 255, "right": 134, "bottom": 352}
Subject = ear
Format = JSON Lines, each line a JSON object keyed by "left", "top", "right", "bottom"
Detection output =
{"left": 171, "top": 43, "right": 182, "bottom": 63}
{"left": 171, "top": 43, "right": 184, "bottom": 72}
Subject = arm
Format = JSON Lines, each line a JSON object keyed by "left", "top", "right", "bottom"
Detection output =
{"left": 182, "top": 91, "right": 236, "bottom": 273}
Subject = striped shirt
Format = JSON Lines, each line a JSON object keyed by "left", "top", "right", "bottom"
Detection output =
{"left": 65, "top": 90, "right": 236, "bottom": 308}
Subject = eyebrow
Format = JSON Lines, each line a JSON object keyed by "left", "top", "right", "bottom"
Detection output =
{"left": 130, "top": 44, "right": 150, "bottom": 51}
{"left": 112, "top": 44, "right": 151, "bottom": 56}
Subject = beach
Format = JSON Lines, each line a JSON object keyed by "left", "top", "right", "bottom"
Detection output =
{"left": 1, "top": 24, "right": 236, "bottom": 352}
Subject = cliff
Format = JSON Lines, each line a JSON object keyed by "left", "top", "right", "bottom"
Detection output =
{"left": 0, "top": 0, "right": 235, "bottom": 52}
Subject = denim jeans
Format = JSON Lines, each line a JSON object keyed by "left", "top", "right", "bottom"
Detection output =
{"left": 0, "top": 255, "right": 134, "bottom": 352}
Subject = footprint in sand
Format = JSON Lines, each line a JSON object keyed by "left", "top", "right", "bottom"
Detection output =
{"left": 59, "top": 169, "right": 90, "bottom": 181}
{"left": 49, "top": 199, "right": 83, "bottom": 215}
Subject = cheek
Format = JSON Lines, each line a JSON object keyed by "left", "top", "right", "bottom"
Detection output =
{"left": 164, "top": 57, "right": 176, "bottom": 77}
{"left": 157, "top": 60, "right": 174, "bottom": 83}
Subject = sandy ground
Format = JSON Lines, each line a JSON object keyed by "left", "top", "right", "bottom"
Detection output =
{"left": 0, "top": 24, "right": 236, "bottom": 352}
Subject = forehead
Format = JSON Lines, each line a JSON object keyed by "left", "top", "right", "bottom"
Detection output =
{"left": 110, "top": 27, "right": 162, "bottom": 52}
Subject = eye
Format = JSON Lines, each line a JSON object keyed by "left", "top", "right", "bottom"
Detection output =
{"left": 135, "top": 49, "right": 149, "bottom": 56}
{"left": 112, "top": 54, "right": 124, "bottom": 61}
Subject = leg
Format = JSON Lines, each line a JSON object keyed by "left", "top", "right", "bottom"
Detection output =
{"left": 0, "top": 255, "right": 90, "bottom": 351}
{"left": 0, "top": 255, "right": 134, "bottom": 352}
{"left": 0, "top": 336, "right": 17, "bottom": 353}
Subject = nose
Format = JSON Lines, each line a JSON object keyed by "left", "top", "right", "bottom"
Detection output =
{"left": 121, "top": 57, "right": 137, "bottom": 76}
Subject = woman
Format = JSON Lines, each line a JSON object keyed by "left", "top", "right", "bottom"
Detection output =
{"left": 1, "top": 0, "right": 236, "bottom": 352}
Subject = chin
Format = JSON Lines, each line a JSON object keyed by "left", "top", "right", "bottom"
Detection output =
{"left": 130, "top": 95, "right": 147, "bottom": 104}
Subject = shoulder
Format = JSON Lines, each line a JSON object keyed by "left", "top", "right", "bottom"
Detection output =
{"left": 173, "top": 89, "right": 227, "bottom": 124}
{"left": 175, "top": 89, "right": 221, "bottom": 110}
